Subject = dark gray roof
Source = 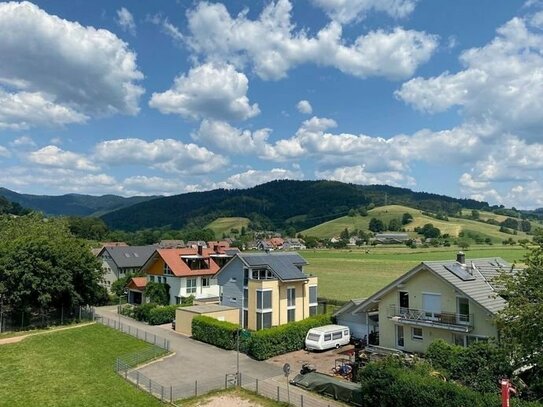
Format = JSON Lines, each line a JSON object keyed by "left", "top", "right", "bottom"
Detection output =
{"left": 374, "top": 233, "right": 409, "bottom": 239}
{"left": 102, "top": 246, "right": 157, "bottom": 268}
{"left": 422, "top": 258, "right": 515, "bottom": 314}
{"left": 239, "top": 252, "right": 308, "bottom": 281}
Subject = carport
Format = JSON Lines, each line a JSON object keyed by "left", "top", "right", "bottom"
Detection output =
{"left": 175, "top": 304, "right": 239, "bottom": 336}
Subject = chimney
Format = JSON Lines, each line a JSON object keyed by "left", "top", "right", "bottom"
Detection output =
{"left": 214, "top": 244, "right": 219, "bottom": 253}
{"left": 456, "top": 251, "right": 465, "bottom": 265}
{"left": 198, "top": 245, "right": 203, "bottom": 256}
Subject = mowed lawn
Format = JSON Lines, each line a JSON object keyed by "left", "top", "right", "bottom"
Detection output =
{"left": 303, "top": 245, "right": 528, "bottom": 301}
{"left": 0, "top": 324, "right": 163, "bottom": 407}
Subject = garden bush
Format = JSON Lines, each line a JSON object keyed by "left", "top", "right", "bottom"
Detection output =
{"left": 191, "top": 316, "right": 249, "bottom": 350}
{"left": 133, "top": 303, "right": 156, "bottom": 322}
{"left": 147, "top": 305, "right": 178, "bottom": 325}
{"left": 249, "top": 314, "right": 332, "bottom": 360}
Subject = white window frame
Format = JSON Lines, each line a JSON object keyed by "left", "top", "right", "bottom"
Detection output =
{"left": 456, "top": 296, "right": 470, "bottom": 325}
{"left": 202, "top": 277, "right": 210, "bottom": 287}
{"left": 256, "top": 289, "right": 273, "bottom": 330}
{"left": 186, "top": 278, "right": 197, "bottom": 294}
{"left": 412, "top": 327, "right": 423, "bottom": 340}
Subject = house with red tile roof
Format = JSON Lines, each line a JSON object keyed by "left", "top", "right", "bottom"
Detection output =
{"left": 128, "top": 246, "right": 238, "bottom": 305}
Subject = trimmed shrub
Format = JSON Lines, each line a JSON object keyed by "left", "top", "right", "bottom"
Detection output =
{"left": 133, "top": 303, "right": 156, "bottom": 322}
{"left": 249, "top": 314, "right": 332, "bottom": 360}
{"left": 147, "top": 305, "right": 178, "bottom": 325}
{"left": 192, "top": 315, "right": 250, "bottom": 350}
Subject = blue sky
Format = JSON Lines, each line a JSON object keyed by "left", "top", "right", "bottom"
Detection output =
{"left": 0, "top": 0, "right": 542, "bottom": 209}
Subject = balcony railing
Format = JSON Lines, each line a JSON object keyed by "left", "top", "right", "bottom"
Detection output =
{"left": 387, "top": 305, "right": 473, "bottom": 331}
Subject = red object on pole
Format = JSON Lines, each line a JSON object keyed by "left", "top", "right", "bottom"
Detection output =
{"left": 501, "top": 379, "right": 516, "bottom": 407}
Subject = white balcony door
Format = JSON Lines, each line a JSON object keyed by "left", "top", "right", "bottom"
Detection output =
{"left": 422, "top": 293, "right": 441, "bottom": 320}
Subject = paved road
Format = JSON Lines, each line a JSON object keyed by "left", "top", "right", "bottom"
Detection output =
{"left": 95, "top": 306, "right": 282, "bottom": 386}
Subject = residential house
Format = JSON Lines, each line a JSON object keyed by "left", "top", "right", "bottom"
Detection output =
{"left": 207, "top": 240, "right": 231, "bottom": 251}
{"left": 126, "top": 277, "right": 147, "bottom": 304}
{"left": 158, "top": 240, "right": 185, "bottom": 249}
{"left": 373, "top": 233, "right": 410, "bottom": 244}
{"left": 91, "top": 241, "right": 128, "bottom": 256}
{"left": 187, "top": 241, "right": 208, "bottom": 249}
{"left": 134, "top": 246, "right": 236, "bottom": 305}
{"left": 256, "top": 239, "right": 273, "bottom": 251}
{"left": 97, "top": 245, "right": 156, "bottom": 291}
{"left": 268, "top": 237, "right": 284, "bottom": 249}
{"left": 282, "top": 238, "right": 306, "bottom": 250}
{"left": 347, "top": 237, "right": 361, "bottom": 247}
{"left": 337, "top": 252, "right": 515, "bottom": 353}
{"left": 215, "top": 252, "right": 318, "bottom": 330}
{"left": 330, "top": 236, "right": 341, "bottom": 244}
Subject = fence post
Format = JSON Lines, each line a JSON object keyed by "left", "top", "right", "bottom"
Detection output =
{"left": 128, "top": 325, "right": 130, "bottom": 335}
{"left": 239, "top": 373, "right": 242, "bottom": 387}
{"left": 136, "top": 327, "right": 139, "bottom": 338}
{"left": 277, "top": 386, "right": 280, "bottom": 401}
{"left": 170, "top": 386, "right": 173, "bottom": 403}
{"left": 195, "top": 380, "right": 198, "bottom": 397}
{"left": 154, "top": 334, "right": 156, "bottom": 345}
{"left": 301, "top": 394, "right": 303, "bottom": 407}
{"left": 145, "top": 331, "right": 147, "bottom": 342}
{"left": 256, "top": 379, "right": 259, "bottom": 394}
{"left": 161, "top": 385, "right": 164, "bottom": 402}
{"left": 148, "top": 379, "right": 151, "bottom": 393}
{"left": 225, "top": 374, "right": 227, "bottom": 389}
{"left": 136, "top": 371, "right": 139, "bottom": 387}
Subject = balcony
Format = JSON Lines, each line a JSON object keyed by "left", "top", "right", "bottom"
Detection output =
{"left": 387, "top": 305, "right": 474, "bottom": 333}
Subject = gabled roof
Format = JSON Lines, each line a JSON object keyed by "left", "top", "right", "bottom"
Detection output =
{"left": 127, "top": 277, "right": 148, "bottom": 291}
{"left": 351, "top": 257, "right": 517, "bottom": 316}
{"left": 333, "top": 298, "right": 366, "bottom": 317}
{"left": 99, "top": 246, "right": 156, "bottom": 268}
{"left": 143, "top": 248, "right": 223, "bottom": 278}
{"left": 238, "top": 252, "right": 309, "bottom": 281}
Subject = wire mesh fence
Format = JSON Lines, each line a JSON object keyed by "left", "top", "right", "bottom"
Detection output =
{"left": 95, "top": 315, "right": 170, "bottom": 351}
{"left": 0, "top": 305, "right": 94, "bottom": 334}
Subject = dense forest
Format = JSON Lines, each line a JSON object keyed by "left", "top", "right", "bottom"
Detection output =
{"left": 100, "top": 180, "right": 488, "bottom": 232}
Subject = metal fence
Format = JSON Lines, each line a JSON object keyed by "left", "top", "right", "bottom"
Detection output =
{"left": 95, "top": 315, "right": 170, "bottom": 351}
{"left": 0, "top": 305, "right": 94, "bottom": 334}
{"left": 115, "top": 357, "right": 343, "bottom": 407}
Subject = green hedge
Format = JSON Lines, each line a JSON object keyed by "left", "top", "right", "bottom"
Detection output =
{"left": 191, "top": 314, "right": 332, "bottom": 359}
{"left": 147, "top": 305, "right": 178, "bottom": 325}
{"left": 249, "top": 314, "right": 332, "bottom": 360}
{"left": 192, "top": 315, "right": 247, "bottom": 350}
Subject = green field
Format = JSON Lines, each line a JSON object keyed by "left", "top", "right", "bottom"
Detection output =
{"left": 206, "top": 217, "right": 250, "bottom": 237}
{"left": 303, "top": 245, "right": 528, "bottom": 301}
{"left": 301, "top": 205, "right": 536, "bottom": 242}
{"left": 0, "top": 324, "right": 163, "bottom": 407}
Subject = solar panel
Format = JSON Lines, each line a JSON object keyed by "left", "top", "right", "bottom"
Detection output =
{"left": 444, "top": 263, "right": 476, "bottom": 281}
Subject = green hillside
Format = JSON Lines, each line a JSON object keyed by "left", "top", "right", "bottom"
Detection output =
{"left": 301, "top": 204, "right": 533, "bottom": 242}
{"left": 206, "top": 217, "right": 250, "bottom": 237}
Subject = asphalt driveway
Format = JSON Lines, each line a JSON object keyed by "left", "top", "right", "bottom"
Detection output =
{"left": 95, "top": 306, "right": 282, "bottom": 386}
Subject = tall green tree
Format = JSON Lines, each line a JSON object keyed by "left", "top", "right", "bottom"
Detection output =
{"left": 496, "top": 244, "right": 543, "bottom": 370}
{"left": 0, "top": 214, "right": 105, "bottom": 314}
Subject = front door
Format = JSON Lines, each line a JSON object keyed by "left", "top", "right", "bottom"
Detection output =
{"left": 396, "top": 325, "right": 404, "bottom": 348}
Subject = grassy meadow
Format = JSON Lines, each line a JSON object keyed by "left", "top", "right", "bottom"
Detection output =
{"left": 206, "top": 217, "right": 250, "bottom": 237}
{"left": 303, "top": 245, "right": 528, "bottom": 301}
{"left": 301, "top": 205, "right": 537, "bottom": 242}
{"left": 0, "top": 324, "right": 163, "bottom": 407}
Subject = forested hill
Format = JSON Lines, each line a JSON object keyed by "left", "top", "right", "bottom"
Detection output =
{"left": 100, "top": 180, "right": 488, "bottom": 232}
{"left": 0, "top": 195, "right": 29, "bottom": 216}
{"left": 0, "top": 187, "right": 158, "bottom": 216}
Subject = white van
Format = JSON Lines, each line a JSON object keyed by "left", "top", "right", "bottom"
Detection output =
{"left": 305, "top": 324, "right": 351, "bottom": 351}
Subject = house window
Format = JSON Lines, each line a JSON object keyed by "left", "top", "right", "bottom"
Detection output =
{"left": 422, "top": 293, "right": 441, "bottom": 320}
{"left": 287, "top": 308, "right": 295, "bottom": 322}
{"left": 230, "top": 297, "right": 237, "bottom": 303}
{"left": 396, "top": 325, "right": 405, "bottom": 348}
{"left": 163, "top": 263, "right": 173, "bottom": 275}
{"left": 243, "top": 310, "right": 248, "bottom": 329}
{"left": 175, "top": 296, "right": 181, "bottom": 305}
{"left": 256, "top": 289, "right": 272, "bottom": 330}
{"left": 243, "top": 268, "right": 249, "bottom": 287}
{"left": 287, "top": 287, "right": 296, "bottom": 307}
{"left": 186, "top": 278, "right": 197, "bottom": 294}
{"left": 412, "top": 327, "right": 423, "bottom": 340}
{"left": 150, "top": 276, "right": 155, "bottom": 282}
{"left": 243, "top": 288, "right": 248, "bottom": 309}
{"left": 467, "top": 335, "right": 488, "bottom": 346}
{"left": 202, "top": 277, "right": 210, "bottom": 287}
{"left": 453, "top": 334, "right": 465, "bottom": 347}
{"left": 457, "top": 297, "right": 470, "bottom": 324}
{"left": 309, "top": 285, "right": 318, "bottom": 316}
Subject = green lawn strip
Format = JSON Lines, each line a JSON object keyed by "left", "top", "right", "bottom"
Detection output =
{"left": 303, "top": 246, "right": 527, "bottom": 301}
{"left": 0, "top": 324, "right": 163, "bottom": 407}
{"left": 0, "top": 321, "right": 93, "bottom": 340}
{"left": 177, "top": 387, "right": 289, "bottom": 407}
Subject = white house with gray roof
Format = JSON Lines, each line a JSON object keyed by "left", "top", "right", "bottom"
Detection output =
{"left": 98, "top": 245, "right": 156, "bottom": 291}
{"left": 335, "top": 252, "right": 517, "bottom": 353}
{"left": 215, "top": 252, "right": 318, "bottom": 330}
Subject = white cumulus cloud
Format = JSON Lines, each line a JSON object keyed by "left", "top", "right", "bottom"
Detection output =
{"left": 310, "top": 0, "right": 417, "bottom": 24}
{"left": 149, "top": 63, "right": 259, "bottom": 121}
{"left": 0, "top": 1, "right": 144, "bottom": 129}
{"left": 186, "top": 0, "right": 438, "bottom": 80}
{"left": 28, "top": 145, "right": 99, "bottom": 171}
{"left": 296, "top": 100, "right": 313, "bottom": 114}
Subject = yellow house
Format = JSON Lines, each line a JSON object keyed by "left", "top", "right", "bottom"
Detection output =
{"left": 215, "top": 252, "right": 318, "bottom": 330}
{"left": 341, "top": 252, "right": 515, "bottom": 353}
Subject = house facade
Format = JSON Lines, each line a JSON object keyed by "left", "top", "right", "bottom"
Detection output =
{"left": 134, "top": 246, "right": 239, "bottom": 305}
{"left": 97, "top": 245, "right": 156, "bottom": 291}
{"left": 215, "top": 252, "right": 318, "bottom": 330}
{"left": 337, "top": 252, "right": 514, "bottom": 353}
